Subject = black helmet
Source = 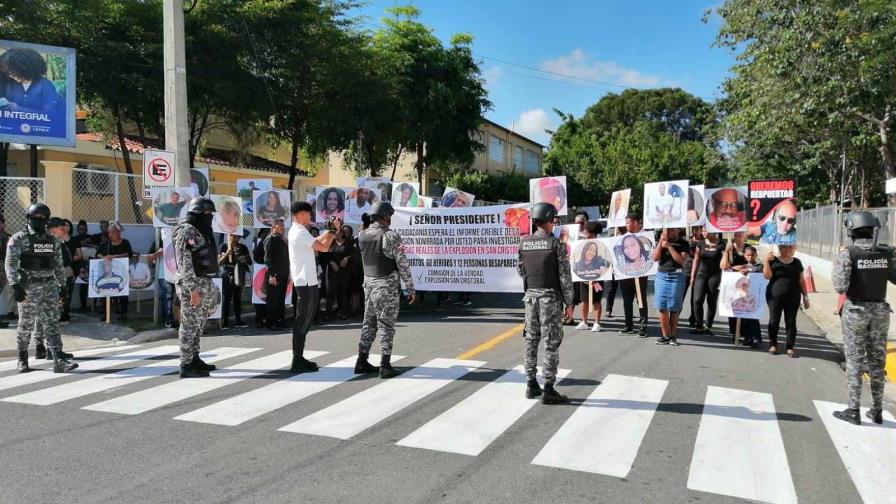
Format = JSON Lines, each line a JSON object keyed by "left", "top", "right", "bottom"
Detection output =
{"left": 844, "top": 211, "right": 880, "bottom": 233}
{"left": 26, "top": 203, "right": 51, "bottom": 219}
{"left": 186, "top": 196, "right": 216, "bottom": 215}
{"left": 370, "top": 201, "right": 394, "bottom": 219}
{"left": 531, "top": 202, "right": 558, "bottom": 222}
{"left": 47, "top": 217, "right": 65, "bottom": 229}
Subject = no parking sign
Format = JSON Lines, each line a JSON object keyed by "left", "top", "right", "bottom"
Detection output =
{"left": 143, "top": 149, "right": 176, "bottom": 188}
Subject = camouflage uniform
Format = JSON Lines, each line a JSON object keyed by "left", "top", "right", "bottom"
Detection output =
{"left": 832, "top": 237, "right": 896, "bottom": 411}
{"left": 518, "top": 228, "right": 574, "bottom": 386}
{"left": 4, "top": 228, "right": 65, "bottom": 353}
{"left": 358, "top": 222, "right": 414, "bottom": 356}
{"left": 173, "top": 223, "right": 220, "bottom": 367}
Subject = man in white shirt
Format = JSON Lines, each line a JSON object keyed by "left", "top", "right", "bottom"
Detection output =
{"left": 345, "top": 188, "right": 374, "bottom": 223}
{"left": 287, "top": 201, "right": 339, "bottom": 373}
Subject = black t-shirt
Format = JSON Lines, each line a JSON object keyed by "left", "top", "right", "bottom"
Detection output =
{"left": 696, "top": 239, "right": 725, "bottom": 278}
{"left": 730, "top": 246, "right": 747, "bottom": 268}
{"left": 768, "top": 257, "right": 804, "bottom": 301}
{"left": 682, "top": 239, "right": 701, "bottom": 275}
{"left": 327, "top": 240, "right": 353, "bottom": 271}
{"left": 98, "top": 239, "right": 133, "bottom": 259}
{"left": 658, "top": 238, "right": 690, "bottom": 272}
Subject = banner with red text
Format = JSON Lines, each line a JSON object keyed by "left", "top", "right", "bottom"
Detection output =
{"left": 392, "top": 204, "right": 529, "bottom": 293}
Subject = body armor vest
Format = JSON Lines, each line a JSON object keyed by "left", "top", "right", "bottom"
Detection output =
{"left": 519, "top": 234, "right": 561, "bottom": 292}
{"left": 847, "top": 245, "right": 891, "bottom": 302}
{"left": 19, "top": 232, "right": 56, "bottom": 271}
{"left": 360, "top": 227, "right": 397, "bottom": 278}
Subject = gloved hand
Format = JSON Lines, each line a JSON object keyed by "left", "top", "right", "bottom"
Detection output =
{"left": 13, "top": 284, "right": 26, "bottom": 303}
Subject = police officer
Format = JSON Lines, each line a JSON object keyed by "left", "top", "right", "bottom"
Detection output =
{"left": 173, "top": 196, "right": 221, "bottom": 378}
{"left": 518, "top": 202, "right": 574, "bottom": 404}
{"left": 4, "top": 204, "right": 77, "bottom": 373}
{"left": 353, "top": 201, "right": 415, "bottom": 379}
{"left": 832, "top": 211, "right": 896, "bottom": 425}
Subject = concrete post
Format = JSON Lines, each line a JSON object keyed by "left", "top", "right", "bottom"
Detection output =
{"left": 163, "top": 0, "right": 191, "bottom": 187}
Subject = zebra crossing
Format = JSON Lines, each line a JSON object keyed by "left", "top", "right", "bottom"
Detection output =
{"left": 1, "top": 344, "right": 895, "bottom": 504}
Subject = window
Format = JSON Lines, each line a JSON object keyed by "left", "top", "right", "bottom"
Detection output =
{"left": 513, "top": 145, "right": 524, "bottom": 170}
{"left": 524, "top": 150, "right": 541, "bottom": 174}
{"left": 489, "top": 135, "right": 504, "bottom": 163}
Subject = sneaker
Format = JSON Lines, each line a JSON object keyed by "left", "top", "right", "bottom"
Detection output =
{"left": 638, "top": 328, "right": 647, "bottom": 338}
{"left": 604, "top": 313, "right": 613, "bottom": 319}
{"left": 221, "top": 324, "right": 232, "bottom": 330}
{"left": 234, "top": 320, "right": 249, "bottom": 328}
{"left": 575, "top": 321, "right": 589, "bottom": 331}
{"left": 668, "top": 339, "right": 680, "bottom": 346}
{"left": 462, "top": 299, "right": 472, "bottom": 306}
{"left": 619, "top": 327, "right": 635, "bottom": 335}
{"left": 591, "top": 322, "right": 601, "bottom": 332}
{"left": 865, "top": 408, "right": 883, "bottom": 425}
{"left": 689, "top": 327, "right": 705, "bottom": 334}
{"left": 655, "top": 337, "right": 671, "bottom": 345}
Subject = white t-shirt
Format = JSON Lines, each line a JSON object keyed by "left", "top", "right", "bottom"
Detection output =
{"left": 288, "top": 224, "right": 318, "bottom": 287}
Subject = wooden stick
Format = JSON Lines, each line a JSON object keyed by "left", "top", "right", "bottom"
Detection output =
{"left": 635, "top": 276, "right": 644, "bottom": 309}
{"left": 734, "top": 317, "right": 742, "bottom": 346}
{"left": 105, "top": 296, "right": 111, "bottom": 324}
{"left": 588, "top": 281, "right": 594, "bottom": 323}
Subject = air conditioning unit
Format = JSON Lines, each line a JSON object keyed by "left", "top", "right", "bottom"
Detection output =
{"left": 76, "top": 165, "right": 115, "bottom": 196}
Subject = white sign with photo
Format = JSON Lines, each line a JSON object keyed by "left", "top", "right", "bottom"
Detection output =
{"left": 190, "top": 167, "right": 210, "bottom": 197}
{"left": 211, "top": 195, "right": 244, "bottom": 235}
{"left": 643, "top": 180, "right": 689, "bottom": 229}
{"left": 161, "top": 228, "right": 177, "bottom": 283}
{"left": 570, "top": 238, "right": 614, "bottom": 282}
{"left": 440, "top": 186, "right": 475, "bottom": 208}
{"left": 88, "top": 257, "right": 130, "bottom": 298}
{"left": 705, "top": 186, "right": 748, "bottom": 233}
{"left": 717, "top": 271, "right": 768, "bottom": 319}
{"left": 358, "top": 177, "right": 393, "bottom": 204}
{"left": 151, "top": 187, "right": 194, "bottom": 228}
{"left": 237, "top": 179, "right": 272, "bottom": 214}
{"left": 608, "top": 232, "right": 658, "bottom": 279}
{"left": 208, "top": 278, "right": 223, "bottom": 320}
{"left": 251, "top": 264, "right": 294, "bottom": 305}
{"left": 529, "top": 176, "right": 568, "bottom": 216}
{"left": 392, "top": 182, "right": 421, "bottom": 208}
{"left": 315, "top": 187, "right": 350, "bottom": 223}
{"left": 688, "top": 185, "right": 706, "bottom": 227}
{"left": 344, "top": 187, "right": 379, "bottom": 224}
{"left": 253, "top": 190, "right": 292, "bottom": 229}
{"left": 607, "top": 189, "right": 631, "bottom": 228}
{"left": 128, "top": 256, "right": 155, "bottom": 291}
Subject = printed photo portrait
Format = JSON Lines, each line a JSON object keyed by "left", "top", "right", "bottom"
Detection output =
{"left": 754, "top": 200, "right": 797, "bottom": 245}
{"left": 151, "top": 187, "right": 194, "bottom": 228}
{"left": 161, "top": 228, "right": 177, "bottom": 283}
{"left": 237, "top": 179, "right": 272, "bottom": 214}
{"left": 688, "top": 185, "right": 706, "bottom": 226}
{"left": 643, "top": 180, "right": 689, "bottom": 229}
{"left": 212, "top": 195, "right": 244, "bottom": 235}
{"left": 88, "top": 257, "right": 130, "bottom": 298}
{"left": 705, "top": 187, "right": 748, "bottom": 233}
{"left": 357, "top": 177, "right": 393, "bottom": 204}
{"left": 190, "top": 167, "right": 209, "bottom": 197}
{"left": 530, "top": 176, "right": 568, "bottom": 216}
{"left": 316, "top": 187, "right": 347, "bottom": 222}
{"left": 208, "top": 278, "right": 223, "bottom": 320}
{"left": 251, "top": 264, "right": 293, "bottom": 304}
{"left": 607, "top": 189, "right": 631, "bottom": 227}
{"left": 440, "top": 186, "right": 475, "bottom": 208}
{"left": 128, "top": 255, "right": 154, "bottom": 291}
{"left": 345, "top": 187, "right": 378, "bottom": 224}
{"left": 571, "top": 238, "right": 613, "bottom": 282}
{"left": 253, "top": 190, "right": 291, "bottom": 229}
{"left": 610, "top": 232, "right": 658, "bottom": 279}
{"left": 554, "top": 223, "right": 579, "bottom": 257}
{"left": 392, "top": 182, "right": 420, "bottom": 208}
{"left": 718, "top": 271, "right": 768, "bottom": 319}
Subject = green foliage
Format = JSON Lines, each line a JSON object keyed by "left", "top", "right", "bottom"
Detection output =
{"left": 438, "top": 170, "right": 530, "bottom": 203}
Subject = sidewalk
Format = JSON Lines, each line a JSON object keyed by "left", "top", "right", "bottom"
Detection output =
{"left": 0, "top": 312, "right": 138, "bottom": 358}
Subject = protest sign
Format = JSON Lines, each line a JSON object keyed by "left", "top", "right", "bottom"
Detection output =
{"left": 705, "top": 186, "right": 748, "bottom": 233}
{"left": 151, "top": 187, "right": 194, "bottom": 228}
{"left": 570, "top": 238, "right": 614, "bottom": 282}
{"left": 643, "top": 180, "right": 689, "bottom": 229}
{"left": 358, "top": 177, "right": 393, "bottom": 203}
{"left": 718, "top": 272, "right": 768, "bottom": 319}
{"left": 88, "top": 257, "right": 130, "bottom": 298}
{"left": 607, "top": 189, "right": 631, "bottom": 227}
{"left": 554, "top": 223, "right": 579, "bottom": 257}
{"left": 208, "top": 278, "right": 223, "bottom": 320}
{"left": 748, "top": 179, "right": 797, "bottom": 245}
{"left": 530, "top": 176, "right": 568, "bottom": 216}
{"left": 391, "top": 204, "right": 527, "bottom": 292}
{"left": 161, "top": 228, "right": 177, "bottom": 283}
{"left": 392, "top": 182, "right": 420, "bottom": 208}
{"left": 440, "top": 187, "right": 475, "bottom": 208}
{"left": 128, "top": 256, "right": 154, "bottom": 291}
{"left": 608, "top": 232, "right": 658, "bottom": 279}
{"left": 0, "top": 40, "right": 76, "bottom": 147}
{"left": 190, "top": 168, "right": 210, "bottom": 197}
{"left": 253, "top": 190, "right": 291, "bottom": 228}
{"left": 316, "top": 187, "right": 350, "bottom": 222}
{"left": 211, "top": 195, "right": 243, "bottom": 235}
{"left": 237, "top": 179, "right": 272, "bottom": 214}
{"left": 251, "top": 264, "right": 293, "bottom": 304}
{"left": 688, "top": 185, "right": 706, "bottom": 226}
{"left": 345, "top": 187, "right": 377, "bottom": 224}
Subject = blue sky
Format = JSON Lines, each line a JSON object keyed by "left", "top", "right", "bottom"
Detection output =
{"left": 351, "top": 0, "right": 735, "bottom": 146}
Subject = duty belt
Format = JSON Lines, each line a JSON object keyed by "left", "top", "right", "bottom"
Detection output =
{"left": 26, "top": 276, "right": 55, "bottom": 283}
{"left": 849, "top": 297, "right": 886, "bottom": 303}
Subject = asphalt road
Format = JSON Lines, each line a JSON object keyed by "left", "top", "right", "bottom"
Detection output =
{"left": 0, "top": 292, "right": 893, "bottom": 504}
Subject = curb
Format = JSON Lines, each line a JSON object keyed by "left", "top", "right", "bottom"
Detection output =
{"left": 128, "top": 328, "right": 178, "bottom": 344}
{"left": 0, "top": 339, "right": 128, "bottom": 358}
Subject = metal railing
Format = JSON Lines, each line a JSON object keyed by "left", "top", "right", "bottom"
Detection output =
{"left": 796, "top": 205, "right": 896, "bottom": 262}
{"left": 0, "top": 176, "right": 46, "bottom": 234}
{"left": 71, "top": 168, "right": 147, "bottom": 225}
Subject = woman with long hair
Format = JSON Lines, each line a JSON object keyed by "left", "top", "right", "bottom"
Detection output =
{"left": 652, "top": 228, "right": 689, "bottom": 346}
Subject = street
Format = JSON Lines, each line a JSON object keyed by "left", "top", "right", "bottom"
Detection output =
{"left": 0, "top": 294, "right": 892, "bottom": 504}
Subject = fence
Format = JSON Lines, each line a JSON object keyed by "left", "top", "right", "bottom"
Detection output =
{"left": 71, "top": 168, "right": 148, "bottom": 225}
{"left": 796, "top": 204, "right": 896, "bottom": 263}
{"left": 0, "top": 177, "right": 46, "bottom": 234}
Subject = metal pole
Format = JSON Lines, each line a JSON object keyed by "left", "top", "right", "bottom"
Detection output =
{"left": 113, "top": 176, "right": 120, "bottom": 222}
{"left": 153, "top": 229, "right": 159, "bottom": 326}
{"left": 163, "top": 0, "right": 191, "bottom": 187}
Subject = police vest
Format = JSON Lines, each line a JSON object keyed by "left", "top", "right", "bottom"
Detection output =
{"left": 519, "top": 234, "right": 561, "bottom": 292}
{"left": 359, "top": 227, "right": 397, "bottom": 278}
{"left": 175, "top": 225, "right": 219, "bottom": 277}
{"left": 847, "top": 246, "right": 892, "bottom": 301}
{"left": 19, "top": 233, "right": 56, "bottom": 271}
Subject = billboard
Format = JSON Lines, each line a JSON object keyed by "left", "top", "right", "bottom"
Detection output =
{"left": 0, "top": 40, "right": 76, "bottom": 147}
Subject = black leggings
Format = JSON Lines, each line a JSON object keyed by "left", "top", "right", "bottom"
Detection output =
{"left": 692, "top": 274, "right": 721, "bottom": 329}
{"left": 620, "top": 277, "right": 648, "bottom": 330}
{"left": 221, "top": 280, "right": 243, "bottom": 324}
{"left": 327, "top": 268, "right": 351, "bottom": 315}
{"left": 767, "top": 296, "right": 799, "bottom": 350}
{"left": 604, "top": 280, "right": 618, "bottom": 313}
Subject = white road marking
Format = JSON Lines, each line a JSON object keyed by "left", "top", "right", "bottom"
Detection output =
{"left": 0, "top": 345, "right": 142, "bottom": 373}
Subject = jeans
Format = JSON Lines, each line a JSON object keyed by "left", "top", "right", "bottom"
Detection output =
{"left": 159, "top": 279, "right": 174, "bottom": 324}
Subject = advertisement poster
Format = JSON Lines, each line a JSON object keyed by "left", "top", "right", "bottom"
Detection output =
{"left": 570, "top": 238, "right": 613, "bottom": 282}
{"left": 208, "top": 278, "right": 223, "bottom": 320}
{"left": 705, "top": 186, "right": 748, "bottom": 233}
{"left": 608, "top": 231, "right": 658, "bottom": 279}
{"left": 529, "top": 176, "right": 568, "bottom": 216}
{"left": 358, "top": 177, "right": 392, "bottom": 204}
{"left": 151, "top": 187, "right": 194, "bottom": 228}
{"left": 88, "top": 257, "right": 130, "bottom": 298}
{"left": 391, "top": 204, "right": 528, "bottom": 292}
{"left": 128, "top": 255, "right": 155, "bottom": 291}
{"left": 253, "top": 189, "right": 291, "bottom": 228}
{"left": 748, "top": 179, "right": 797, "bottom": 245}
{"left": 717, "top": 272, "right": 768, "bottom": 319}
{"left": 688, "top": 185, "right": 706, "bottom": 226}
{"left": 190, "top": 167, "right": 210, "bottom": 197}
{"left": 0, "top": 40, "right": 76, "bottom": 147}
{"left": 237, "top": 179, "right": 272, "bottom": 214}
{"left": 440, "top": 186, "right": 475, "bottom": 208}
{"left": 607, "top": 189, "right": 631, "bottom": 228}
{"left": 392, "top": 182, "right": 420, "bottom": 208}
{"left": 643, "top": 180, "right": 689, "bottom": 229}
{"left": 211, "top": 195, "right": 243, "bottom": 235}
{"left": 251, "top": 264, "right": 293, "bottom": 304}
{"left": 316, "top": 186, "right": 349, "bottom": 222}
{"left": 345, "top": 187, "right": 378, "bottom": 224}
{"left": 161, "top": 228, "right": 177, "bottom": 283}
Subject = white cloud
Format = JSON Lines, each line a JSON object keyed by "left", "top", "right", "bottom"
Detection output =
{"left": 540, "top": 48, "right": 661, "bottom": 88}
{"left": 514, "top": 108, "right": 554, "bottom": 145}
{"left": 482, "top": 66, "right": 503, "bottom": 88}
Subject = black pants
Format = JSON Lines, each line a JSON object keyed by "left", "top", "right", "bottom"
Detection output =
{"left": 604, "top": 279, "right": 618, "bottom": 313}
{"left": 620, "top": 277, "right": 648, "bottom": 331}
{"left": 221, "top": 279, "right": 243, "bottom": 325}
{"left": 62, "top": 277, "right": 74, "bottom": 318}
{"left": 266, "top": 279, "right": 287, "bottom": 326}
{"left": 292, "top": 285, "right": 319, "bottom": 357}
{"left": 78, "top": 283, "right": 88, "bottom": 311}
{"left": 327, "top": 268, "right": 351, "bottom": 315}
{"left": 692, "top": 274, "right": 721, "bottom": 329}
{"left": 682, "top": 276, "right": 696, "bottom": 325}
{"left": 767, "top": 296, "right": 799, "bottom": 350}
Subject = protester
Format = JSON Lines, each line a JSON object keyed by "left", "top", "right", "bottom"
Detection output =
{"left": 326, "top": 226, "right": 354, "bottom": 320}
{"left": 287, "top": 201, "right": 339, "bottom": 373}
{"left": 722, "top": 244, "right": 763, "bottom": 348}
{"left": 574, "top": 221, "right": 606, "bottom": 332}
{"left": 682, "top": 226, "right": 704, "bottom": 328}
{"left": 252, "top": 229, "right": 269, "bottom": 328}
{"left": 722, "top": 231, "right": 747, "bottom": 337}
{"left": 146, "top": 241, "right": 173, "bottom": 328}
{"left": 219, "top": 234, "right": 251, "bottom": 329}
{"left": 690, "top": 232, "right": 724, "bottom": 335}
{"left": 71, "top": 220, "right": 91, "bottom": 311}
{"left": 48, "top": 218, "right": 77, "bottom": 323}
{"left": 763, "top": 244, "right": 808, "bottom": 356}
{"left": 618, "top": 215, "right": 649, "bottom": 337}
{"left": 652, "top": 228, "right": 689, "bottom": 346}
{"left": 344, "top": 225, "right": 364, "bottom": 315}
{"left": 96, "top": 222, "right": 133, "bottom": 321}
{"left": 264, "top": 219, "right": 290, "bottom": 330}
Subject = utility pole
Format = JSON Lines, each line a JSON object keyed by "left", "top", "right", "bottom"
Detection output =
{"left": 163, "top": 0, "right": 191, "bottom": 187}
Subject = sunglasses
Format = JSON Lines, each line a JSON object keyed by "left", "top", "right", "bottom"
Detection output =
{"left": 712, "top": 201, "right": 742, "bottom": 211}
{"left": 778, "top": 215, "right": 796, "bottom": 224}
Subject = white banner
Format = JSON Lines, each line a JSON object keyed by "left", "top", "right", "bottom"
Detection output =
{"left": 392, "top": 204, "right": 528, "bottom": 293}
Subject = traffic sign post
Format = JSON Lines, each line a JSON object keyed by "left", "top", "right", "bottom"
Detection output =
{"left": 143, "top": 149, "right": 176, "bottom": 188}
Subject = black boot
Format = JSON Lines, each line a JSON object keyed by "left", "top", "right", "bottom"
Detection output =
{"left": 16, "top": 350, "right": 30, "bottom": 373}
{"left": 541, "top": 384, "right": 570, "bottom": 405}
{"left": 35, "top": 342, "right": 47, "bottom": 360}
{"left": 353, "top": 352, "right": 379, "bottom": 374}
{"left": 379, "top": 354, "right": 399, "bottom": 379}
{"left": 58, "top": 350, "right": 74, "bottom": 359}
{"left": 289, "top": 355, "right": 319, "bottom": 374}
{"left": 191, "top": 355, "right": 217, "bottom": 372}
{"left": 866, "top": 408, "right": 884, "bottom": 425}
{"left": 833, "top": 408, "right": 861, "bottom": 425}
{"left": 525, "top": 379, "right": 542, "bottom": 399}
{"left": 51, "top": 349, "right": 78, "bottom": 373}
{"left": 179, "top": 365, "right": 209, "bottom": 378}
